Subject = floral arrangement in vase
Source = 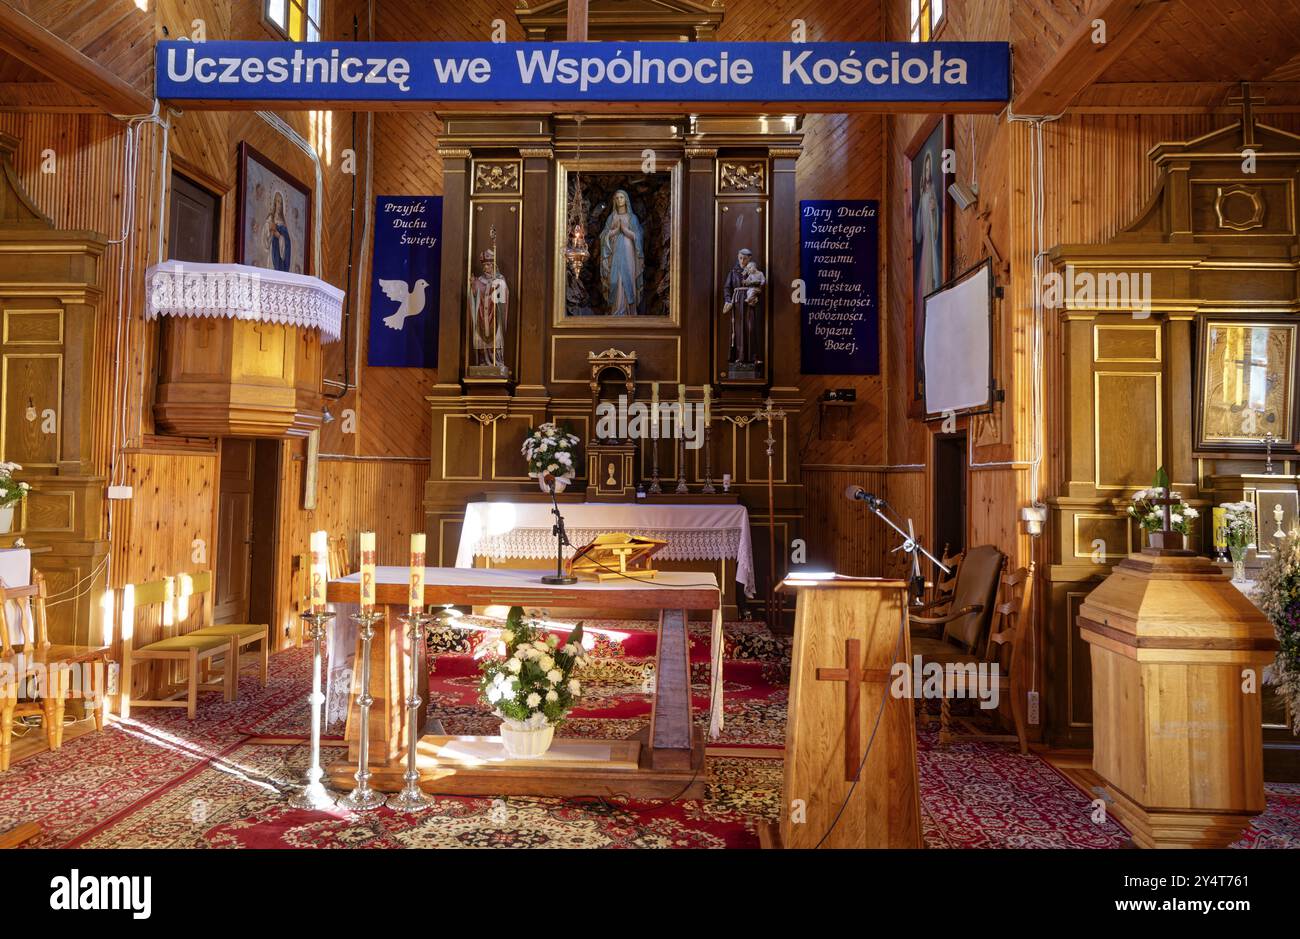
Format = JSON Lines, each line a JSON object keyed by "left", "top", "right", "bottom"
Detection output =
{"left": 1127, "top": 468, "right": 1198, "bottom": 537}
{"left": 1251, "top": 534, "right": 1300, "bottom": 734}
{"left": 0, "top": 462, "right": 30, "bottom": 534}
{"left": 1220, "top": 501, "right": 1256, "bottom": 582}
{"left": 478, "top": 606, "right": 588, "bottom": 758}
{"left": 521, "top": 422, "right": 580, "bottom": 494}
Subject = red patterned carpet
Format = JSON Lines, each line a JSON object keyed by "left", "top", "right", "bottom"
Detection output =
{"left": 2, "top": 617, "right": 1297, "bottom": 850}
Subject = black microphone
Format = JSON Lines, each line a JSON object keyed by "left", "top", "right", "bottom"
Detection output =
{"left": 844, "top": 484, "right": 884, "bottom": 509}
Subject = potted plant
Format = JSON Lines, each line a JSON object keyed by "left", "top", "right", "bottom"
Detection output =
{"left": 521, "top": 422, "right": 580, "bottom": 494}
{"left": 1221, "top": 501, "right": 1256, "bottom": 583}
{"left": 1127, "top": 468, "right": 1198, "bottom": 550}
{"left": 478, "top": 606, "right": 588, "bottom": 758}
{"left": 0, "top": 462, "right": 30, "bottom": 534}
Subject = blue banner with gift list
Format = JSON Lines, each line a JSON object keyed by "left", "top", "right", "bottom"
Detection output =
{"left": 799, "top": 199, "right": 879, "bottom": 375}
{"left": 368, "top": 195, "right": 441, "bottom": 368}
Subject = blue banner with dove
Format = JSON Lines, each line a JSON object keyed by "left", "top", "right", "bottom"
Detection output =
{"left": 368, "top": 195, "right": 442, "bottom": 368}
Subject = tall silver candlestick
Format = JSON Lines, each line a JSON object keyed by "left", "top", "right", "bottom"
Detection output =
{"left": 288, "top": 609, "right": 337, "bottom": 810}
{"left": 649, "top": 429, "right": 663, "bottom": 494}
{"left": 337, "top": 607, "right": 387, "bottom": 812}
{"left": 387, "top": 610, "right": 436, "bottom": 811}
{"left": 675, "top": 419, "right": 689, "bottom": 494}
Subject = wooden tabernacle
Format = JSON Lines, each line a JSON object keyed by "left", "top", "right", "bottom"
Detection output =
{"left": 325, "top": 567, "right": 718, "bottom": 800}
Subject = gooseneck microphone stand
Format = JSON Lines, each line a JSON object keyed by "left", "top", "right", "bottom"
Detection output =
{"left": 541, "top": 474, "right": 577, "bottom": 585}
{"left": 845, "top": 486, "right": 949, "bottom": 604}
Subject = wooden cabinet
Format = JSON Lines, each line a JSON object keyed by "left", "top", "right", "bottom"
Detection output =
{"left": 0, "top": 133, "right": 108, "bottom": 646}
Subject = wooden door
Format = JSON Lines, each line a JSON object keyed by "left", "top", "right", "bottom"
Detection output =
{"left": 215, "top": 438, "right": 255, "bottom": 624}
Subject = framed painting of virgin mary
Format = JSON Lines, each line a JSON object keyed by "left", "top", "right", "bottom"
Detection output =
{"left": 236, "top": 141, "right": 313, "bottom": 276}
{"left": 907, "top": 116, "right": 953, "bottom": 403}
{"left": 552, "top": 160, "right": 681, "bottom": 327}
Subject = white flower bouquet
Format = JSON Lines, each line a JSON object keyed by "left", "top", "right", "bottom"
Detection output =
{"left": 521, "top": 422, "right": 580, "bottom": 485}
{"left": 1127, "top": 487, "right": 1198, "bottom": 535}
{"left": 478, "top": 606, "right": 588, "bottom": 730}
{"left": 1221, "top": 501, "right": 1256, "bottom": 550}
{"left": 0, "top": 461, "right": 31, "bottom": 508}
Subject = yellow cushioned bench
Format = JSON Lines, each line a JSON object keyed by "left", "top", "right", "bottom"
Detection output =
{"left": 177, "top": 572, "right": 270, "bottom": 689}
{"left": 121, "top": 576, "right": 237, "bottom": 720}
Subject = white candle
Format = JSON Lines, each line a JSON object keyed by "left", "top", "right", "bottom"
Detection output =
{"left": 310, "top": 530, "right": 328, "bottom": 612}
{"left": 359, "top": 531, "right": 376, "bottom": 611}
{"left": 703, "top": 384, "right": 712, "bottom": 424}
{"left": 409, "top": 532, "right": 426, "bottom": 613}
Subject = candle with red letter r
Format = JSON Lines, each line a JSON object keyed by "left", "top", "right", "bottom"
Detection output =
{"left": 359, "top": 531, "right": 376, "bottom": 611}
{"left": 409, "top": 532, "right": 426, "bottom": 613}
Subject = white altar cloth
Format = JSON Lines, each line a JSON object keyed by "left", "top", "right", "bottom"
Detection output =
{"left": 456, "top": 501, "right": 756, "bottom": 597}
{"left": 0, "top": 547, "right": 31, "bottom": 645}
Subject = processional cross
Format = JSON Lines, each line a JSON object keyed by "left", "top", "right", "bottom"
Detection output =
{"left": 816, "top": 638, "right": 892, "bottom": 782}
{"left": 754, "top": 397, "right": 786, "bottom": 626}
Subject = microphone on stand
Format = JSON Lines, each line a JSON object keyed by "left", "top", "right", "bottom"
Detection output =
{"left": 540, "top": 473, "right": 577, "bottom": 586}
{"left": 844, "top": 484, "right": 886, "bottom": 510}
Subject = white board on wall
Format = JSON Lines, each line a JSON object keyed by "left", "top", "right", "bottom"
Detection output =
{"left": 922, "top": 261, "right": 993, "bottom": 418}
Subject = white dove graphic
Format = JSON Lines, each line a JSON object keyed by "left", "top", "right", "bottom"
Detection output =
{"left": 378, "top": 278, "right": 429, "bottom": 330}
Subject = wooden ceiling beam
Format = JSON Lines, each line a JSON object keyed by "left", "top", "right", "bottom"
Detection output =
{"left": 0, "top": 4, "right": 151, "bottom": 116}
{"left": 1013, "top": 0, "right": 1175, "bottom": 116}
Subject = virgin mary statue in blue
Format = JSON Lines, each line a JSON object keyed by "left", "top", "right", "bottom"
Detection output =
{"left": 598, "top": 190, "right": 644, "bottom": 316}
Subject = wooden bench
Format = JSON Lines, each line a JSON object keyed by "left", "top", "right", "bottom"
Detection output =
{"left": 1, "top": 572, "right": 109, "bottom": 771}
{"left": 178, "top": 571, "right": 270, "bottom": 688}
{"left": 120, "top": 576, "right": 237, "bottom": 720}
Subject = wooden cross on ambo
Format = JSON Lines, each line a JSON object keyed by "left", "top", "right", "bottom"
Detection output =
{"left": 816, "top": 638, "right": 893, "bottom": 782}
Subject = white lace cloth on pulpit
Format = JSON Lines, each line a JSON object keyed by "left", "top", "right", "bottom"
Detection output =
{"left": 456, "top": 501, "right": 756, "bottom": 597}
{"left": 144, "top": 260, "right": 344, "bottom": 341}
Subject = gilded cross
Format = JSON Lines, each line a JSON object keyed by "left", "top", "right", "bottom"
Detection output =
{"left": 815, "top": 638, "right": 893, "bottom": 782}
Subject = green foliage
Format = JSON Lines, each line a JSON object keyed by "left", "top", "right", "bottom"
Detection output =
{"left": 478, "top": 609, "right": 589, "bottom": 728}
{"left": 1254, "top": 535, "right": 1300, "bottom": 735}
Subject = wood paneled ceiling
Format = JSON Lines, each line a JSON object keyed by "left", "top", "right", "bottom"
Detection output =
{"left": 1074, "top": 0, "right": 1300, "bottom": 111}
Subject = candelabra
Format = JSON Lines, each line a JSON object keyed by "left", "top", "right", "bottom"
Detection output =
{"left": 702, "top": 424, "right": 717, "bottom": 494}
{"left": 337, "top": 607, "right": 387, "bottom": 812}
{"left": 288, "top": 609, "right": 337, "bottom": 810}
{"left": 649, "top": 427, "right": 663, "bottom": 494}
{"left": 675, "top": 427, "right": 689, "bottom": 494}
{"left": 387, "top": 610, "right": 436, "bottom": 811}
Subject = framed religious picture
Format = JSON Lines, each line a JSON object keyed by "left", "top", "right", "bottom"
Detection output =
{"left": 906, "top": 116, "right": 953, "bottom": 403}
{"left": 236, "top": 141, "right": 312, "bottom": 275}
{"left": 553, "top": 159, "right": 681, "bottom": 327}
{"left": 1194, "top": 318, "right": 1298, "bottom": 453}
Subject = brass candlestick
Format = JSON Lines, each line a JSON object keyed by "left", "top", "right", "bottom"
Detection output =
{"left": 755, "top": 397, "right": 788, "bottom": 625}
{"left": 288, "top": 609, "right": 337, "bottom": 811}
{"left": 649, "top": 407, "right": 663, "bottom": 494}
{"left": 337, "top": 607, "right": 387, "bottom": 812}
{"left": 387, "top": 610, "right": 436, "bottom": 812}
{"left": 702, "top": 423, "right": 717, "bottom": 494}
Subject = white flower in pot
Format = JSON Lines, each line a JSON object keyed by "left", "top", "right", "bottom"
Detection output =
{"left": 0, "top": 462, "right": 30, "bottom": 534}
{"left": 477, "top": 606, "right": 587, "bottom": 759}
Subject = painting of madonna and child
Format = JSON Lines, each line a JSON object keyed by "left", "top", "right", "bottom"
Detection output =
{"left": 560, "top": 169, "right": 676, "bottom": 321}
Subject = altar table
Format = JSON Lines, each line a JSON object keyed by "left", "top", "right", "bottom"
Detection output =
{"left": 456, "top": 501, "right": 756, "bottom": 598}
{"left": 325, "top": 566, "right": 720, "bottom": 799}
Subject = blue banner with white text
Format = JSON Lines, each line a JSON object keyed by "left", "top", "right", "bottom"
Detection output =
{"left": 368, "top": 195, "right": 441, "bottom": 368}
{"left": 156, "top": 41, "right": 1010, "bottom": 106}
{"left": 799, "top": 199, "right": 879, "bottom": 375}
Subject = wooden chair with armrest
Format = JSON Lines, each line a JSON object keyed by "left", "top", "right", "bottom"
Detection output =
{"left": 120, "top": 576, "right": 237, "bottom": 720}
{"left": 179, "top": 571, "right": 270, "bottom": 689}
{"left": 920, "top": 546, "right": 963, "bottom": 618}
{"left": 928, "top": 564, "right": 1036, "bottom": 753}
{"left": 328, "top": 535, "right": 351, "bottom": 581}
{"left": 909, "top": 544, "right": 1004, "bottom": 740}
{"left": 0, "top": 572, "right": 110, "bottom": 771}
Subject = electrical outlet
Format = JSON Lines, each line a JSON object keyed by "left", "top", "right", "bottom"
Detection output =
{"left": 107, "top": 485, "right": 133, "bottom": 500}
{"left": 1027, "top": 690, "right": 1041, "bottom": 725}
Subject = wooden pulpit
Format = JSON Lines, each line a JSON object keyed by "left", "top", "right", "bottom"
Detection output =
{"left": 764, "top": 576, "right": 923, "bottom": 849}
{"left": 1079, "top": 549, "right": 1279, "bottom": 848}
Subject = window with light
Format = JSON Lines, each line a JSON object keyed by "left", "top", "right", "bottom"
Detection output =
{"left": 910, "top": 0, "right": 946, "bottom": 42}
{"left": 266, "top": 0, "right": 322, "bottom": 42}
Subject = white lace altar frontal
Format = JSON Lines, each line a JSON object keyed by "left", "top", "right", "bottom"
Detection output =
{"left": 456, "top": 501, "right": 756, "bottom": 598}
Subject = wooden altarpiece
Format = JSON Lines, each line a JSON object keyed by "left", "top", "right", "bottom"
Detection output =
{"left": 1045, "top": 112, "right": 1300, "bottom": 779}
